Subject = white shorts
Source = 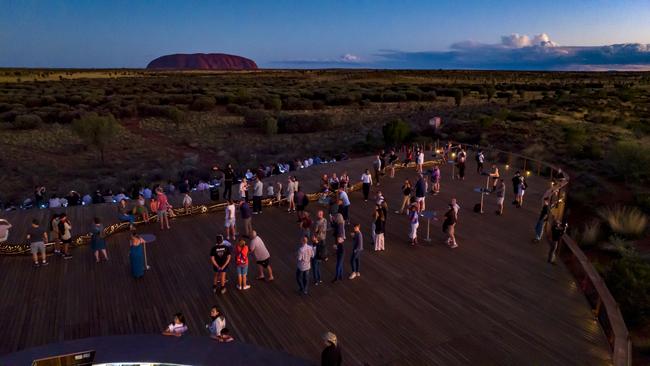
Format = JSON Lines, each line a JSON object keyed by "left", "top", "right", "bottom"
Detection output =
{"left": 409, "top": 223, "right": 419, "bottom": 239}
{"left": 416, "top": 197, "right": 425, "bottom": 203}
{"left": 225, "top": 218, "right": 235, "bottom": 227}
{"left": 497, "top": 197, "right": 504, "bottom": 205}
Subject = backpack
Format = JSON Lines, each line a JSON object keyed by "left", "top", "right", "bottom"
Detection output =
{"left": 302, "top": 194, "right": 309, "bottom": 207}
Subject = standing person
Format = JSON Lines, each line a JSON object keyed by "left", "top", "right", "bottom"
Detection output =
{"left": 182, "top": 192, "right": 192, "bottom": 215}
{"left": 135, "top": 194, "right": 149, "bottom": 222}
{"left": 27, "top": 219, "right": 48, "bottom": 267}
{"left": 156, "top": 188, "right": 171, "bottom": 230}
{"left": 388, "top": 149, "right": 398, "bottom": 178}
{"left": 476, "top": 149, "right": 485, "bottom": 174}
{"left": 296, "top": 236, "right": 314, "bottom": 295}
{"left": 321, "top": 332, "right": 342, "bottom": 366}
{"left": 222, "top": 164, "right": 235, "bottom": 201}
{"left": 311, "top": 234, "right": 326, "bottom": 285}
{"left": 299, "top": 211, "right": 313, "bottom": 239}
{"left": 235, "top": 239, "right": 251, "bottom": 290}
{"left": 489, "top": 164, "right": 500, "bottom": 192}
{"left": 58, "top": 213, "right": 73, "bottom": 259}
{"left": 372, "top": 155, "right": 382, "bottom": 186}
{"left": 210, "top": 235, "right": 231, "bottom": 294}
{"left": 238, "top": 178, "right": 248, "bottom": 202}
{"left": 275, "top": 181, "right": 283, "bottom": 206}
{"left": 533, "top": 198, "right": 551, "bottom": 242}
{"left": 456, "top": 148, "right": 466, "bottom": 180}
{"left": 207, "top": 306, "right": 226, "bottom": 339}
{"left": 495, "top": 179, "right": 506, "bottom": 215}
{"left": 314, "top": 210, "right": 328, "bottom": 251}
{"left": 287, "top": 176, "right": 297, "bottom": 213}
{"left": 511, "top": 171, "right": 522, "bottom": 205}
{"left": 516, "top": 175, "right": 528, "bottom": 208}
{"left": 403, "top": 148, "right": 413, "bottom": 168}
{"left": 373, "top": 206, "right": 385, "bottom": 251}
{"left": 360, "top": 169, "right": 373, "bottom": 201}
{"left": 266, "top": 182, "right": 274, "bottom": 202}
{"left": 338, "top": 188, "right": 351, "bottom": 224}
{"left": 129, "top": 229, "right": 145, "bottom": 278}
{"left": 295, "top": 188, "right": 307, "bottom": 221}
{"left": 349, "top": 223, "right": 363, "bottom": 279}
{"left": 239, "top": 199, "right": 253, "bottom": 238}
{"left": 443, "top": 204, "right": 458, "bottom": 248}
{"left": 396, "top": 179, "right": 412, "bottom": 214}
{"left": 548, "top": 221, "right": 567, "bottom": 264}
{"left": 225, "top": 200, "right": 237, "bottom": 241}
{"left": 379, "top": 149, "right": 387, "bottom": 175}
{"left": 90, "top": 217, "right": 108, "bottom": 263}
{"left": 415, "top": 174, "right": 426, "bottom": 214}
{"left": 339, "top": 171, "right": 350, "bottom": 191}
{"left": 252, "top": 177, "right": 263, "bottom": 214}
{"left": 416, "top": 149, "right": 425, "bottom": 173}
{"left": 430, "top": 165, "right": 441, "bottom": 195}
{"left": 49, "top": 214, "right": 61, "bottom": 256}
{"left": 249, "top": 231, "right": 274, "bottom": 281}
{"left": 329, "top": 173, "right": 340, "bottom": 192}
{"left": 332, "top": 213, "right": 346, "bottom": 283}
{"left": 408, "top": 203, "right": 419, "bottom": 246}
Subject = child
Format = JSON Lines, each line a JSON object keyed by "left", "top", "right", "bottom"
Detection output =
{"left": 235, "top": 239, "right": 250, "bottom": 290}
{"left": 275, "top": 181, "right": 282, "bottom": 206}
{"left": 182, "top": 192, "right": 192, "bottom": 215}
{"left": 162, "top": 313, "right": 188, "bottom": 337}
{"left": 266, "top": 184, "right": 274, "bottom": 202}
{"left": 217, "top": 327, "right": 234, "bottom": 342}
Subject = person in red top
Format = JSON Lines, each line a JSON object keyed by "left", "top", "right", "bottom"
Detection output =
{"left": 156, "top": 187, "right": 171, "bottom": 230}
{"left": 235, "top": 239, "right": 251, "bottom": 290}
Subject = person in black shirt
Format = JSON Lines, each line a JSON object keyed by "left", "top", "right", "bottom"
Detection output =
{"left": 178, "top": 179, "right": 190, "bottom": 194}
{"left": 321, "top": 332, "right": 342, "bottom": 366}
{"left": 548, "top": 221, "right": 567, "bottom": 264}
{"left": 210, "top": 235, "right": 231, "bottom": 294}
{"left": 221, "top": 164, "right": 235, "bottom": 201}
{"left": 533, "top": 198, "right": 550, "bottom": 242}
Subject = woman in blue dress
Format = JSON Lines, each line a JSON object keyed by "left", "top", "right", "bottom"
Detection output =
{"left": 129, "top": 230, "right": 145, "bottom": 278}
{"left": 91, "top": 217, "right": 108, "bottom": 263}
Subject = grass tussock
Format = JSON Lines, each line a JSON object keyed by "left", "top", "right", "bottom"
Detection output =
{"left": 579, "top": 220, "right": 601, "bottom": 247}
{"left": 598, "top": 205, "right": 648, "bottom": 238}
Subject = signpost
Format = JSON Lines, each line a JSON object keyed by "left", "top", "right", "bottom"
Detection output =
{"left": 421, "top": 210, "right": 437, "bottom": 242}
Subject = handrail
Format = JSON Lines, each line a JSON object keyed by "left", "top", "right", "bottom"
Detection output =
{"left": 434, "top": 139, "right": 630, "bottom": 366}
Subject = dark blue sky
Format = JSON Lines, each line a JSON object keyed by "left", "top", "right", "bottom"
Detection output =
{"left": 1, "top": 0, "right": 649, "bottom": 70}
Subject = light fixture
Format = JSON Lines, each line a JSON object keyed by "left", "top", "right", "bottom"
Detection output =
{"left": 505, "top": 164, "right": 509, "bottom": 170}
{"left": 526, "top": 170, "right": 531, "bottom": 176}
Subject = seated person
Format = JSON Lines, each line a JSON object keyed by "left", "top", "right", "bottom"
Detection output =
{"left": 48, "top": 195, "right": 61, "bottom": 208}
{"left": 117, "top": 199, "right": 135, "bottom": 224}
{"left": 133, "top": 194, "right": 149, "bottom": 222}
{"left": 216, "top": 327, "right": 234, "bottom": 343}
{"left": 82, "top": 194, "right": 92, "bottom": 206}
{"left": 162, "top": 313, "right": 188, "bottom": 337}
{"left": 0, "top": 219, "right": 12, "bottom": 242}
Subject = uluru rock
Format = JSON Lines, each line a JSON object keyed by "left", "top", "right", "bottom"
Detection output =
{"left": 146, "top": 53, "right": 258, "bottom": 70}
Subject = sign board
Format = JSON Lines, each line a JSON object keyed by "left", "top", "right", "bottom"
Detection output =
{"left": 421, "top": 210, "right": 437, "bottom": 220}
{"left": 32, "top": 350, "right": 95, "bottom": 366}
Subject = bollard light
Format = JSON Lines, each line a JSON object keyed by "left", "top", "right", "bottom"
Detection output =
{"left": 526, "top": 170, "right": 531, "bottom": 176}
{"left": 451, "top": 152, "right": 456, "bottom": 159}
{"left": 505, "top": 164, "right": 509, "bottom": 170}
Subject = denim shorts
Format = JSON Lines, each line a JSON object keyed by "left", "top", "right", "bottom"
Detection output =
{"left": 236, "top": 265, "right": 248, "bottom": 276}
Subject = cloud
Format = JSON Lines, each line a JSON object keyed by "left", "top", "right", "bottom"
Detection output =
{"left": 340, "top": 53, "right": 361, "bottom": 62}
{"left": 268, "top": 34, "right": 650, "bottom": 70}
{"left": 375, "top": 34, "right": 650, "bottom": 70}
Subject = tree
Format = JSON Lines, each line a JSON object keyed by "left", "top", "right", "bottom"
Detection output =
{"left": 382, "top": 119, "right": 410, "bottom": 146}
{"left": 486, "top": 86, "right": 496, "bottom": 102}
{"left": 263, "top": 116, "right": 278, "bottom": 136}
{"left": 451, "top": 89, "right": 463, "bottom": 107}
{"left": 72, "top": 113, "right": 119, "bottom": 164}
{"left": 167, "top": 107, "right": 185, "bottom": 130}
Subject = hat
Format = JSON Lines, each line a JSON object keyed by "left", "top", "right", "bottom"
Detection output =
{"left": 322, "top": 331, "right": 337, "bottom": 346}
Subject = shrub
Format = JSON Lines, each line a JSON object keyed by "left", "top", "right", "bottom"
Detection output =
{"left": 450, "top": 89, "right": 463, "bottom": 107}
{"left": 579, "top": 220, "right": 601, "bottom": 247}
{"left": 167, "top": 107, "right": 185, "bottom": 129}
{"left": 607, "top": 141, "right": 650, "bottom": 183}
{"left": 72, "top": 113, "right": 120, "bottom": 164}
{"left": 598, "top": 205, "right": 648, "bottom": 238}
{"left": 190, "top": 96, "right": 215, "bottom": 111}
{"left": 12, "top": 114, "right": 42, "bottom": 130}
{"left": 598, "top": 235, "right": 636, "bottom": 257}
{"left": 277, "top": 113, "right": 334, "bottom": 133}
{"left": 243, "top": 109, "right": 270, "bottom": 128}
{"left": 263, "top": 116, "right": 278, "bottom": 135}
{"left": 606, "top": 255, "right": 650, "bottom": 325}
{"left": 263, "top": 95, "right": 282, "bottom": 111}
{"left": 382, "top": 119, "right": 411, "bottom": 146}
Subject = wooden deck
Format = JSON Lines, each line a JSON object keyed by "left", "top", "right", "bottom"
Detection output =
{"left": 0, "top": 157, "right": 611, "bottom": 365}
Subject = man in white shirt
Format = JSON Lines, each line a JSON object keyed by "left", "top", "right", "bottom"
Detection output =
{"left": 252, "top": 177, "right": 264, "bottom": 214}
{"left": 249, "top": 231, "right": 274, "bottom": 281}
{"left": 296, "top": 236, "right": 314, "bottom": 295}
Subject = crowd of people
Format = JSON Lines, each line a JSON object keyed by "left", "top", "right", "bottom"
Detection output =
{"left": 8, "top": 143, "right": 568, "bottom": 366}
